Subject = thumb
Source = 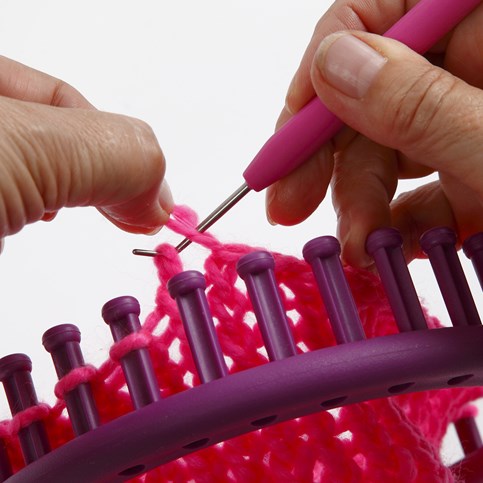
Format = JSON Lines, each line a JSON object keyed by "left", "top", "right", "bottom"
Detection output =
{"left": 311, "top": 31, "right": 483, "bottom": 197}
{"left": 0, "top": 97, "right": 173, "bottom": 238}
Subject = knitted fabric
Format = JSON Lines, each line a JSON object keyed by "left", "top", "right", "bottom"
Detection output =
{"left": 0, "top": 204, "right": 482, "bottom": 482}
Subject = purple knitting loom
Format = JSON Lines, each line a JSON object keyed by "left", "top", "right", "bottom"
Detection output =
{"left": 0, "top": 226, "right": 481, "bottom": 482}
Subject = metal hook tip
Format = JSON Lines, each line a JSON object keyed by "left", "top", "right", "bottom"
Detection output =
{"left": 132, "top": 249, "right": 159, "bottom": 257}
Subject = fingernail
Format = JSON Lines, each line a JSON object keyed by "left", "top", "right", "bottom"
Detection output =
{"left": 144, "top": 180, "right": 174, "bottom": 235}
{"left": 146, "top": 226, "right": 162, "bottom": 236}
{"left": 337, "top": 216, "right": 373, "bottom": 268}
{"left": 267, "top": 212, "right": 278, "bottom": 226}
{"left": 336, "top": 214, "right": 351, "bottom": 250}
{"left": 142, "top": 180, "right": 174, "bottom": 235}
{"left": 158, "top": 179, "right": 174, "bottom": 214}
{"left": 41, "top": 211, "right": 58, "bottom": 222}
{"left": 316, "top": 33, "right": 386, "bottom": 98}
{"left": 275, "top": 107, "right": 291, "bottom": 131}
{"left": 284, "top": 77, "right": 297, "bottom": 115}
{"left": 265, "top": 188, "right": 278, "bottom": 226}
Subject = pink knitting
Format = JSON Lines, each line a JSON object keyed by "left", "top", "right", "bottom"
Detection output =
{"left": 0, "top": 204, "right": 481, "bottom": 482}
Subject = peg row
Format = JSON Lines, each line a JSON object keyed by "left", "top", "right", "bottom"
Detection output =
{"left": 0, "top": 226, "right": 481, "bottom": 482}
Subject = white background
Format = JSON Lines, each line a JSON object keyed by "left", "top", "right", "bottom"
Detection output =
{"left": 0, "top": 0, "right": 481, "bottom": 467}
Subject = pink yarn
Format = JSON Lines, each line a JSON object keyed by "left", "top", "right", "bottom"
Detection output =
{"left": 0, "top": 204, "right": 481, "bottom": 481}
{"left": 54, "top": 365, "right": 97, "bottom": 399}
{"left": 109, "top": 332, "right": 152, "bottom": 362}
{"left": 9, "top": 404, "right": 51, "bottom": 436}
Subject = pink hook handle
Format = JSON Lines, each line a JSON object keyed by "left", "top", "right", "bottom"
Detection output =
{"left": 243, "top": 0, "right": 482, "bottom": 191}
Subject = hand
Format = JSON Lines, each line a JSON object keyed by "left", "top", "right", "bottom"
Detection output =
{"left": 0, "top": 55, "right": 173, "bottom": 252}
{"left": 266, "top": 1, "right": 483, "bottom": 267}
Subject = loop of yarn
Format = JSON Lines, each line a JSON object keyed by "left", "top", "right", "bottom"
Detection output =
{"left": 0, "top": 204, "right": 481, "bottom": 481}
{"left": 152, "top": 244, "right": 184, "bottom": 283}
{"left": 109, "top": 331, "right": 152, "bottom": 363}
{"left": 0, "top": 421, "right": 11, "bottom": 440}
{"left": 164, "top": 205, "right": 222, "bottom": 252}
{"left": 9, "top": 403, "right": 51, "bottom": 435}
{"left": 54, "top": 364, "right": 98, "bottom": 400}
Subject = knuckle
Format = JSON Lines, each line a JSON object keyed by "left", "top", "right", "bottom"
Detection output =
{"left": 385, "top": 67, "right": 459, "bottom": 153}
{"left": 0, "top": 141, "right": 45, "bottom": 236}
{"left": 333, "top": 3, "right": 370, "bottom": 31}
{"left": 127, "top": 117, "right": 166, "bottom": 175}
{"left": 51, "top": 79, "right": 91, "bottom": 108}
{"left": 51, "top": 79, "right": 73, "bottom": 105}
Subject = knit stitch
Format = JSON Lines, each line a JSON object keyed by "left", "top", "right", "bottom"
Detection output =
{"left": 1, "top": 204, "right": 481, "bottom": 482}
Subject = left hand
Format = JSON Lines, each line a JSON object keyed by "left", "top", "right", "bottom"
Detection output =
{"left": 0, "top": 56, "right": 173, "bottom": 253}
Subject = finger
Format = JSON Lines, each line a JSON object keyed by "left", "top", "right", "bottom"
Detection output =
{"left": 0, "top": 96, "right": 173, "bottom": 237}
{"left": 98, "top": 179, "right": 173, "bottom": 235}
{"left": 438, "top": 172, "right": 483, "bottom": 241}
{"left": 443, "top": 4, "right": 483, "bottom": 88}
{"left": 284, "top": 0, "right": 420, "bottom": 117}
{"left": 284, "top": 1, "right": 483, "bottom": 121}
{"left": 265, "top": 142, "right": 334, "bottom": 226}
{"left": 397, "top": 154, "right": 434, "bottom": 179}
{"left": 41, "top": 211, "right": 58, "bottom": 222}
{"left": 0, "top": 55, "right": 94, "bottom": 108}
{"left": 331, "top": 134, "right": 398, "bottom": 268}
{"left": 311, "top": 32, "right": 483, "bottom": 199}
{"left": 391, "top": 179, "right": 483, "bottom": 262}
{"left": 390, "top": 181, "right": 457, "bottom": 260}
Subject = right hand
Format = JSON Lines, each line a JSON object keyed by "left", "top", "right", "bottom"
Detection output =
{"left": 266, "top": 1, "right": 483, "bottom": 267}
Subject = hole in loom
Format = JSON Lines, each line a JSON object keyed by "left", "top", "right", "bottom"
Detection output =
{"left": 119, "top": 384, "right": 130, "bottom": 397}
{"left": 337, "top": 430, "right": 353, "bottom": 442}
{"left": 168, "top": 338, "right": 182, "bottom": 363}
{"left": 256, "top": 346, "right": 269, "bottom": 361}
{"left": 387, "top": 382, "right": 415, "bottom": 394}
{"left": 320, "top": 396, "right": 347, "bottom": 408}
{"left": 286, "top": 308, "right": 301, "bottom": 325}
{"left": 183, "top": 437, "right": 210, "bottom": 450}
{"left": 183, "top": 371, "right": 194, "bottom": 386}
{"left": 250, "top": 415, "right": 277, "bottom": 427}
{"left": 224, "top": 355, "right": 234, "bottom": 370}
{"left": 222, "top": 306, "right": 234, "bottom": 318}
{"left": 447, "top": 374, "right": 474, "bottom": 386}
{"left": 297, "top": 341, "right": 309, "bottom": 353}
{"left": 243, "top": 311, "right": 257, "bottom": 329}
{"left": 152, "top": 315, "right": 169, "bottom": 336}
{"left": 212, "top": 316, "right": 221, "bottom": 328}
{"left": 279, "top": 284, "right": 295, "bottom": 302}
{"left": 118, "top": 464, "right": 146, "bottom": 477}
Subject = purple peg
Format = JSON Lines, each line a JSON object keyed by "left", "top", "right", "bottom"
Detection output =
{"left": 420, "top": 227, "right": 481, "bottom": 326}
{"left": 0, "top": 354, "right": 50, "bottom": 465}
{"left": 42, "top": 324, "right": 100, "bottom": 436}
{"left": 303, "top": 236, "right": 365, "bottom": 343}
{"left": 0, "top": 439, "right": 12, "bottom": 482}
{"left": 102, "top": 296, "right": 161, "bottom": 409}
{"left": 366, "top": 228, "right": 427, "bottom": 332}
{"left": 455, "top": 416, "right": 483, "bottom": 456}
{"left": 236, "top": 251, "right": 297, "bottom": 361}
{"left": 168, "top": 271, "right": 228, "bottom": 382}
{"left": 463, "top": 232, "right": 483, "bottom": 290}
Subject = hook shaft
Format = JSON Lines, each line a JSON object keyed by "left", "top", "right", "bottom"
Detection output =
{"left": 132, "top": 182, "right": 251, "bottom": 257}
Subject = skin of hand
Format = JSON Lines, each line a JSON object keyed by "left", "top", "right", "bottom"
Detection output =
{"left": 266, "top": 0, "right": 483, "bottom": 268}
{"left": 0, "top": 55, "right": 174, "bottom": 254}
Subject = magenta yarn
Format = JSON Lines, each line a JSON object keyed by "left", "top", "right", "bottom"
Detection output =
{"left": 0, "top": 204, "right": 481, "bottom": 481}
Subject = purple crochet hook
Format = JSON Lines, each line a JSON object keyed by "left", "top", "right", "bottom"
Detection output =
{"left": 133, "top": 0, "right": 482, "bottom": 257}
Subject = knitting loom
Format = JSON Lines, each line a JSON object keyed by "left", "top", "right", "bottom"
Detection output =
{"left": 0, "top": 226, "right": 482, "bottom": 482}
